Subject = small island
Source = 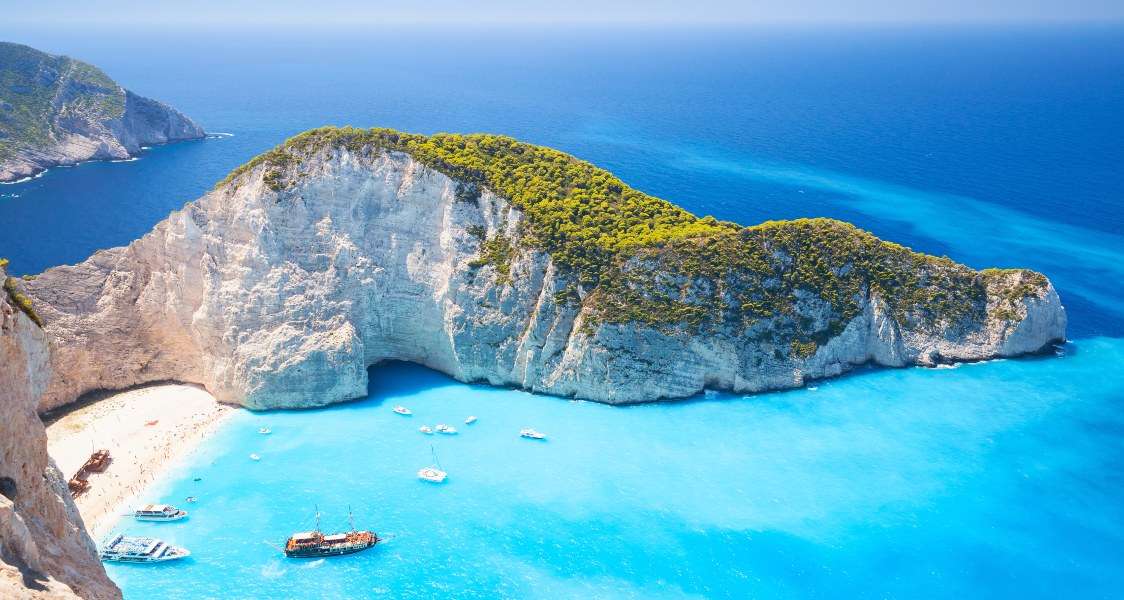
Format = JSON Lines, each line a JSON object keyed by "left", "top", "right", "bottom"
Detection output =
{"left": 0, "top": 42, "right": 204, "bottom": 183}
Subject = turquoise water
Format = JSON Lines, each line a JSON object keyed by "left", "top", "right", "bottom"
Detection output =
{"left": 1, "top": 24, "right": 1122, "bottom": 597}
{"left": 106, "top": 341, "right": 1124, "bottom": 598}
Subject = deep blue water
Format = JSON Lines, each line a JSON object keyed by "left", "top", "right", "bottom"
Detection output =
{"left": 1, "top": 24, "right": 1123, "bottom": 598}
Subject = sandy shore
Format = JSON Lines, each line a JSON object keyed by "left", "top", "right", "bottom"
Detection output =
{"left": 45, "top": 384, "right": 236, "bottom": 538}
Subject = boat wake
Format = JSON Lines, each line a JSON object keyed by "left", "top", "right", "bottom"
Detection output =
{"left": 206, "top": 132, "right": 235, "bottom": 139}
{"left": 300, "top": 559, "right": 326, "bottom": 569}
{"left": 260, "top": 561, "right": 287, "bottom": 579}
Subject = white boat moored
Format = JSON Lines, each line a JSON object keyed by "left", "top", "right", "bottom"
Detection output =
{"left": 249, "top": 453, "right": 262, "bottom": 461}
{"left": 417, "top": 466, "right": 447, "bottom": 483}
{"left": 520, "top": 428, "right": 546, "bottom": 440}
{"left": 435, "top": 424, "right": 457, "bottom": 435}
{"left": 464, "top": 416, "right": 478, "bottom": 425}
{"left": 393, "top": 405, "right": 412, "bottom": 416}
{"left": 419, "top": 425, "right": 434, "bottom": 435}
{"left": 134, "top": 504, "right": 188, "bottom": 522}
{"left": 99, "top": 534, "right": 191, "bottom": 563}
{"left": 258, "top": 427, "right": 272, "bottom": 434}
{"left": 418, "top": 446, "right": 448, "bottom": 483}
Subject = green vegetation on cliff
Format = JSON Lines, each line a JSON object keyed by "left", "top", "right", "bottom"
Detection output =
{"left": 0, "top": 42, "right": 125, "bottom": 162}
{"left": 221, "top": 126, "right": 1050, "bottom": 350}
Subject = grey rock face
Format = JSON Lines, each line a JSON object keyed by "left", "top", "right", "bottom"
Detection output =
{"left": 20, "top": 146, "right": 1066, "bottom": 412}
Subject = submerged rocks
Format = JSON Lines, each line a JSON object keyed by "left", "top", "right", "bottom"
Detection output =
{"left": 0, "top": 265, "right": 121, "bottom": 600}
{"left": 0, "top": 42, "right": 204, "bottom": 183}
{"left": 19, "top": 128, "right": 1066, "bottom": 411}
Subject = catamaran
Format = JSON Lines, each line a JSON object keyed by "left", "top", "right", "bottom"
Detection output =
{"left": 99, "top": 534, "right": 190, "bottom": 563}
{"left": 418, "top": 446, "right": 448, "bottom": 483}
{"left": 284, "top": 507, "right": 378, "bottom": 558}
{"left": 134, "top": 504, "right": 188, "bottom": 522}
{"left": 520, "top": 428, "right": 546, "bottom": 440}
{"left": 393, "top": 405, "right": 412, "bottom": 415}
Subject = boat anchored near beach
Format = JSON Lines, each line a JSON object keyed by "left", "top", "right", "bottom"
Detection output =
{"left": 283, "top": 507, "right": 378, "bottom": 558}
{"left": 419, "top": 425, "right": 434, "bottom": 435}
{"left": 435, "top": 423, "right": 457, "bottom": 435}
{"left": 465, "top": 415, "right": 478, "bottom": 425}
{"left": 520, "top": 428, "right": 546, "bottom": 440}
{"left": 393, "top": 405, "right": 412, "bottom": 415}
{"left": 418, "top": 446, "right": 448, "bottom": 483}
{"left": 134, "top": 503, "right": 188, "bottom": 522}
{"left": 99, "top": 534, "right": 190, "bottom": 563}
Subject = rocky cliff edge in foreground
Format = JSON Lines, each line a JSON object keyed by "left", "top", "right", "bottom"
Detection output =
{"left": 19, "top": 127, "right": 1066, "bottom": 412}
{"left": 0, "top": 42, "right": 204, "bottom": 183}
{"left": 0, "top": 264, "right": 121, "bottom": 599}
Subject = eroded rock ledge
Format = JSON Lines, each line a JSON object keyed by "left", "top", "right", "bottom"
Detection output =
{"left": 0, "top": 265, "right": 121, "bottom": 600}
{"left": 0, "top": 42, "right": 204, "bottom": 183}
{"left": 20, "top": 127, "right": 1066, "bottom": 412}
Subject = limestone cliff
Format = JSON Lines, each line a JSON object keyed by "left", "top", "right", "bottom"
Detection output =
{"left": 0, "top": 266, "right": 121, "bottom": 600}
{"left": 0, "top": 42, "right": 204, "bottom": 183}
{"left": 19, "top": 127, "right": 1066, "bottom": 412}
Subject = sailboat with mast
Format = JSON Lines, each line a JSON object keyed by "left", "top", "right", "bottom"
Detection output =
{"left": 417, "top": 445, "right": 448, "bottom": 483}
{"left": 283, "top": 506, "right": 379, "bottom": 558}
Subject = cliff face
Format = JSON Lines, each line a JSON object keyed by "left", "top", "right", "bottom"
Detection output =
{"left": 0, "top": 268, "right": 121, "bottom": 600}
{"left": 0, "top": 42, "right": 204, "bottom": 183}
{"left": 19, "top": 128, "right": 1067, "bottom": 412}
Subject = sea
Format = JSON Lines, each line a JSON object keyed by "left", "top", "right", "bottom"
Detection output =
{"left": 1, "top": 24, "right": 1122, "bottom": 598}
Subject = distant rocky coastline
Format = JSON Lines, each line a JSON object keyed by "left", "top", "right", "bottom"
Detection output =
{"left": 16, "top": 127, "right": 1067, "bottom": 412}
{"left": 0, "top": 42, "right": 203, "bottom": 183}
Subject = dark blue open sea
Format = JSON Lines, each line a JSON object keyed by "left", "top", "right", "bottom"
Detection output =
{"left": 1, "top": 24, "right": 1122, "bottom": 598}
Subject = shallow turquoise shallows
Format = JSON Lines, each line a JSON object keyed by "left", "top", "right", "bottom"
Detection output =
{"left": 103, "top": 339, "right": 1124, "bottom": 599}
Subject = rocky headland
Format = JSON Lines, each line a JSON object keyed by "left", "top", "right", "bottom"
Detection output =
{"left": 14, "top": 126, "right": 1067, "bottom": 412}
{"left": 0, "top": 42, "right": 203, "bottom": 183}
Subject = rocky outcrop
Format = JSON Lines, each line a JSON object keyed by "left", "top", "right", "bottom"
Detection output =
{"left": 0, "top": 267, "right": 121, "bottom": 600}
{"left": 19, "top": 129, "right": 1066, "bottom": 412}
{"left": 0, "top": 42, "right": 204, "bottom": 183}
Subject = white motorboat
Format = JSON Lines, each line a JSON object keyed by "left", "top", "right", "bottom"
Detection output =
{"left": 464, "top": 416, "right": 478, "bottom": 425}
{"left": 435, "top": 424, "right": 457, "bottom": 435}
{"left": 99, "top": 534, "right": 190, "bottom": 563}
{"left": 258, "top": 427, "right": 272, "bottom": 434}
{"left": 520, "top": 428, "right": 546, "bottom": 440}
{"left": 393, "top": 405, "right": 412, "bottom": 416}
{"left": 134, "top": 503, "right": 188, "bottom": 522}
{"left": 249, "top": 453, "right": 262, "bottom": 461}
{"left": 185, "top": 496, "right": 198, "bottom": 504}
{"left": 419, "top": 425, "right": 434, "bottom": 435}
{"left": 417, "top": 446, "right": 448, "bottom": 483}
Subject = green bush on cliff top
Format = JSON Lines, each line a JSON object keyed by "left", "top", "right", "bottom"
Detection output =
{"left": 217, "top": 126, "right": 1048, "bottom": 339}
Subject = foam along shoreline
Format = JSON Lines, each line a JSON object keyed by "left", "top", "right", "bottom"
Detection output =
{"left": 45, "top": 383, "right": 236, "bottom": 538}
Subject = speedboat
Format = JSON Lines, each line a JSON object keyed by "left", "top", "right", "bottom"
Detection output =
{"left": 418, "top": 446, "right": 447, "bottom": 483}
{"left": 435, "top": 424, "right": 457, "bottom": 435}
{"left": 185, "top": 496, "right": 198, "bottom": 503}
{"left": 258, "top": 427, "right": 272, "bottom": 434}
{"left": 464, "top": 416, "right": 478, "bottom": 425}
{"left": 520, "top": 428, "right": 546, "bottom": 440}
{"left": 393, "top": 405, "right": 412, "bottom": 416}
{"left": 419, "top": 425, "right": 434, "bottom": 435}
{"left": 99, "top": 534, "right": 190, "bottom": 563}
{"left": 134, "top": 504, "right": 188, "bottom": 522}
{"left": 249, "top": 453, "right": 262, "bottom": 461}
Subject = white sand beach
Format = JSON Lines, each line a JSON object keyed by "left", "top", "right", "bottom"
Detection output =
{"left": 45, "top": 384, "right": 235, "bottom": 538}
